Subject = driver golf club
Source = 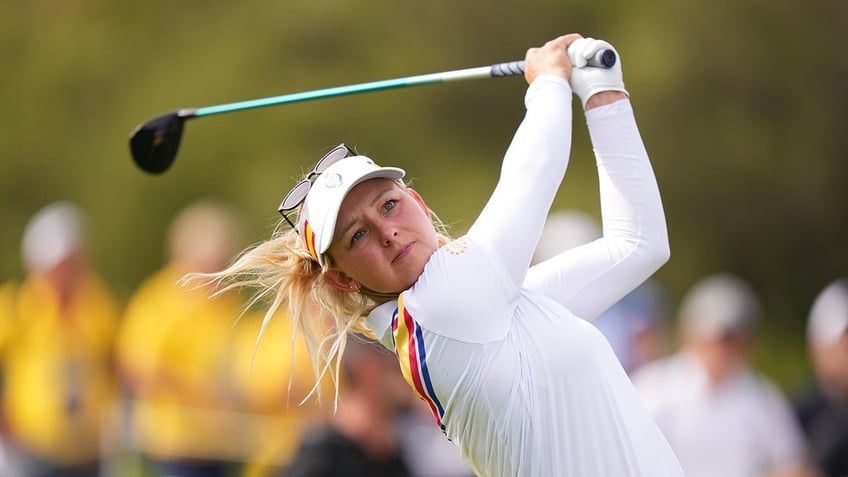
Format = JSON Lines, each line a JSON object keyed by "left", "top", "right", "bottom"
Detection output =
{"left": 129, "top": 48, "right": 616, "bottom": 174}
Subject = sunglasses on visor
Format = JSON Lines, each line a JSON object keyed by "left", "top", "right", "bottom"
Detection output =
{"left": 277, "top": 144, "right": 355, "bottom": 231}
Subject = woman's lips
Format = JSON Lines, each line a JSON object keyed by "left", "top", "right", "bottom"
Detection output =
{"left": 393, "top": 242, "right": 414, "bottom": 264}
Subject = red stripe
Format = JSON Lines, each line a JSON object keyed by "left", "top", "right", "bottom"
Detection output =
{"left": 402, "top": 308, "right": 439, "bottom": 419}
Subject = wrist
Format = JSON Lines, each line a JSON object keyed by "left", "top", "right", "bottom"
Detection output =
{"left": 585, "top": 91, "right": 628, "bottom": 110}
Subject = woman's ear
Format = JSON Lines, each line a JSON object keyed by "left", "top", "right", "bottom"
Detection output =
{"left": 323, "top": 269, "right": 360, "bottom": 292}
{"left": 407, "top": 188, "right": 431, "bottom": 218}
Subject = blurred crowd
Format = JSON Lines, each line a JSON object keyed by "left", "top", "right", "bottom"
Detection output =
{"left": 0, "top": 203, "right": 844, "bottom": 477}
{"left": 0, "top": 200, "right": 473, "bottom": 477}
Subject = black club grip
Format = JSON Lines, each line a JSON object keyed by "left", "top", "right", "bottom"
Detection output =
{"left": 490, "top": 48, "right": 616, "bottom": 78}
{"left": 491, "top": 60, "right": 526, "bottom": 77}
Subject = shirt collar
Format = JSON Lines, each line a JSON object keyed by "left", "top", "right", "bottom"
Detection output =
{"left": 366, "top": 300, "right": 398, "bottom": 350}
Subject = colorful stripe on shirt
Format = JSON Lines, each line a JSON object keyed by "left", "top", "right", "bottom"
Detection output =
{"left": 393, "top": 295, "right": 446, "bottom": 431}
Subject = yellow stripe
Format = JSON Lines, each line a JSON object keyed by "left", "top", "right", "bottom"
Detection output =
{"left": 394, "top": 296, "right": 424, "bottom": 401}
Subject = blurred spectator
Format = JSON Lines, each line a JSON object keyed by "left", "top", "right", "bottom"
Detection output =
{"left": 115, "top": 198, "right": 320, "bottom": 477}
{"left": 532, "top": 210, "right": 602, "bottom": 264}
{"left": 631, "top": 273, "right": 814, "bottom": 477}
{"left": 0, "top": 280, "right": 19, "bottom": 476}
{"left": 229, "top": 308, "right": 328, "bottom": 477}
{"left": 795, "top": 279, "right": 848, "bottom": 477}
{"left": 280, "top": 335, "right": 412, "bottom": 477}
{"left": 0, "top": 280, "right": 17, "bottom": 372}
{"left": 2, "top": 201, "right": 121, "bottom": 476}
{"left": 533, "top": 210, "right": 669, "bottom": 373}
{"left": 592, "top": 281, "right": 670, "bottom": 374}
{"left": 398, "top": 402, "right": 475, "bottom": 477}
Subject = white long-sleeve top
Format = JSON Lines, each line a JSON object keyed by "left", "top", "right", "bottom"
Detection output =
{"left": 366, "top": 75, "right": 683, "bottom": 476}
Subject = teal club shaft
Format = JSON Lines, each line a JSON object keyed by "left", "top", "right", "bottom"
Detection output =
{"left": 185, "top": 61, "right": 526, "bottom": 118}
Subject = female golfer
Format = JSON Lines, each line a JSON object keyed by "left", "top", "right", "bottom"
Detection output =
{"left": 203, "top": 33, "right": 684, "bottom": 476}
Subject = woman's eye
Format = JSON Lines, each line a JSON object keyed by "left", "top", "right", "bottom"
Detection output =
{"left": 383, "top": 200, "right": 396, "bottom": 212}
{"left": 351, "top": 230, "right": 365, "bottom": 243}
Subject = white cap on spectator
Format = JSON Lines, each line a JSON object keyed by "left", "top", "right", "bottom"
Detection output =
{"left": 534, "top": 210, "right": 601, "bottom": 264}
{"left": 21, "top": 201, "right": 87, "bottom": 273}
{"left": 807, "top": 279, "right": 848, "bottom": 350}
{"left": 679, "top": 273, "right": 761, "bottom": 338}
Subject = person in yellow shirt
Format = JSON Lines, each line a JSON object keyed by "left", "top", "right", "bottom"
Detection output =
{"left": 116, "top": 198, "right": 323, "bottom": 477}
{"left": 0, "top": 280, "right": 19, "bottom": 475}
{"left": 0, "top": 281, "right": 17, "bottom": 361}
{"left": 3, "top": 201, "right": 121, "bottom": 477}
{"left": 230, "top": 310, "right": 328, "bottom": 477}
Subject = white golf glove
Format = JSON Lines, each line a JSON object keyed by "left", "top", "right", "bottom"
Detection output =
{"left": 568, "top": 38, "right": 628, "bottom": 109}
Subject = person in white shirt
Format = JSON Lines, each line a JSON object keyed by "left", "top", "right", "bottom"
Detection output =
{"left": 196, "top": 33, "right": 683, "bottom": 476}
{"left": 631, "top": 273, "right": 815, "bottom": 477}
{"left": 795, "top": 278, "right": 848, "bottom": 477}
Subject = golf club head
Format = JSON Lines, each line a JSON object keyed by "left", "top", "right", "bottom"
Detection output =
{"left": 129, "top": 111, "right": 188, "bottom": 174}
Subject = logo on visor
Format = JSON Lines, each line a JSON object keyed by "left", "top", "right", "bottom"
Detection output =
{"left": 323, "top": 173, "right": 343, "bottom": 189}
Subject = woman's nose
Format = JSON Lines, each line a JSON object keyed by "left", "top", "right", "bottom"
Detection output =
{"left": 379, "top": 225, "right": 398, "bottom": 245}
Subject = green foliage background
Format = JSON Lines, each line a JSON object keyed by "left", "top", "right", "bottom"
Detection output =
{"left": 1, "top": 0, "right": 845, "bottom": 393}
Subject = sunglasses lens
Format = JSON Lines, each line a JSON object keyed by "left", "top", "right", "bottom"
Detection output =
{"left": 315, "top": 144, "right": 353, "bottom": 174}
{"left": 279, "top": 180, "right": 311, "bottom": 212}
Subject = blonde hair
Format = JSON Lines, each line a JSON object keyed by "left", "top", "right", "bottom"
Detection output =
{"left": 187, "top": 184, "right": 451, "bottom": 407}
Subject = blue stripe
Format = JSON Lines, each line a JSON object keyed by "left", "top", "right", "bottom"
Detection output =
{"left": 414, "top": 325, "right": 446, "bottom": 422}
